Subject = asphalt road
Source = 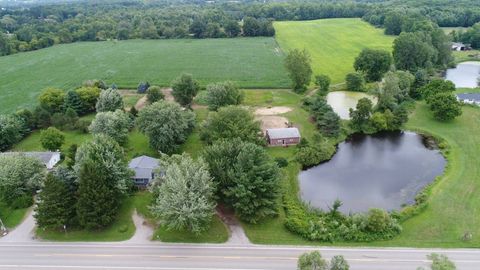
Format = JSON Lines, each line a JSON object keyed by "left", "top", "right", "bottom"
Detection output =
{"left": 0, "top": 243, "right": 480, "bottom": 270}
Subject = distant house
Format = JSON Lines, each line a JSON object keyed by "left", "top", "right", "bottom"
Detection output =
{"left": 265, "top": 127, "right": 301, "bottom": 146}
{"left": 456, "top": 93, "right": 480, "bottom": 106}
{"left": 0, "top": 152, "right": 60, "bottom": 170}
{"left": 452, "top": 42, "right": 471, "bottom": 51}
{"left": 128, "top": 155, "right": 161, "bottom": 187}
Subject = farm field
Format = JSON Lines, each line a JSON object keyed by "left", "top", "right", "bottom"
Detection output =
{"left": 0, "top": 37, "right": 289, "bottom": 114}
{"left": 274, "top": 18, "right": 395, "bottom": 84}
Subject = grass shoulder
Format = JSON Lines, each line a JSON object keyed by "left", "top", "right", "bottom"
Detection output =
{"left": 0, "top": 201, "right": 30, "bottom": 229}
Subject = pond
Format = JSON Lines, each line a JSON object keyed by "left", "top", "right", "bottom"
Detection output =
{"left": 445, "top": 61, "right": 480, "bottom": 88}
{"left": 326, "top": 91, "right": 377, "bottom": 120}
{"left": 298, "top": 132, "right": 446, "bottom": 213}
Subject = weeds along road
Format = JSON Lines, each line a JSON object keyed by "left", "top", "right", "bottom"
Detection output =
{"left": 0, "top": 243, "right": 480, "bottom": 270}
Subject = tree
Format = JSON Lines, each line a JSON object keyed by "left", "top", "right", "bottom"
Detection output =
{"left": 15, "top": 109, "right": 35, "bottom": 131}
{"left": 329, "top": 256, "right": 350, "bottom": 270}
{"left": 0, "top": 154, "right": 45, "bottom": 205}
{"left": 205, "top": 81, "right": 244, "bottom": 111}
{"left": 420, "top": 79, "right": 456, "bottom": 101}
{"left": 384, "top": 12, "right": 405, "bottom": 35}
{"left": 202, "top": 139, "right": 281, "bottom": 223}
{"left": 315, "top": 74, "right": 331, "bottom": 95}
{"left": 393, "top": 32, "right": 436, "bottom": 72}
{"left": 89, "top": 110, "right": 133, "bottom": 145}
{"left": 370, "top": 112, "right": 388, "bottom": 131}
{"left": 75, "top": 87, "right": 101, "bottom": 113}
{"left": 146, "top": 86, "right": 164, "bottom": 104}
{"left": 200, "top": 106, "right": 264, "bottom": 145}
{"left": 243, "top": 17, "right": 260, "bottom": 36}
{"left": 190, "top": 18, "right": 207, "bottom": 38}
{"left": 0, "top": 114, "right": 25, "bottom": 151}
{"left": 76, "top": 158, "right": 120, "bottom": 229}
{"left": 171, "top": 73, "right": 199, "bottom": 107}
{"left": 136, "top": 101, "right": 195, "bottom": 154}
{"left": 40, "top": 127, "right": 65, "bottom": 151}
{"left": 354, "top": 49, "right": 392, "bottom": 82}
{"left": 64, "top": 108, "right": 79, "bottom": 130}
{"left": 38, "top": 88, "right": 65, "bottom": 113}
{"left": 224, "top": 20, "right": 241, "bottom": 37}
{"left": 345, "top": 72, "right": 365, "bottom": 91}
{"left": 297, "top": 251, "right": 328, "bottom": 270}
{"left": 150, "top": 154, "right": 216, "bottom": 234}
{"left": 34, "top": 172, "right": 76, "bottom": 230}
{"left": 227, "top": 142, "right": 280, "bottom": 223}
{"left": 427, "top": 93, "right": 462, "bottom": 121}
{"left": 66, "top": 144, "right": 77, "bottom": 169}
{"left": 74, "top": 134, "right": 132, "bottom": 194}
{"left": 96, "top": 88, "right": 124, "bottom": 112}
{"left": 63, "top": 90, "right": 84, "bottom": 114}
{"left": 349, "top": 97, "right": 373, "bottom": 131}
{"left": 284, "top": 49, "right": 312, "bottom": 93}
{"left": 317, "top": 110, "right": 341, "bottom": 137}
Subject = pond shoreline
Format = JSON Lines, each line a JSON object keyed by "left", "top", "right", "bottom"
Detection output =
{"left": 297, "top": 129, "right": 447, "bottom": 215}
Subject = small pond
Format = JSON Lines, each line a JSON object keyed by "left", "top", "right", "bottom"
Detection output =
{"left": 445, "top": 61, "right": 480, "bottom": 88}
{"left": 298, "top": 132, "right": 446, "bottom": 213}
{"left": 326, "top": 91, "right": 377, "bottom": 120}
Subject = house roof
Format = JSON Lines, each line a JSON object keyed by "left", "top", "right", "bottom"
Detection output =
{"left": 266, "top": 128, "right": 301, "bottom": 139}
{"left": 0, "top": 151, "right": 59, "bottom": 166}
{"left": 128, "top": 155, "right": 160, "bottom": 179}
{"left": 457, "top": 93, "right": 480, "bottom": 102}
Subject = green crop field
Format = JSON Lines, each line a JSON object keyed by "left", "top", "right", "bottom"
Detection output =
{"left": 274, "top": 18, "right": 395, "bottom": 84}
{"left": 0, "top": 38, "right": 289, "bottom": 114}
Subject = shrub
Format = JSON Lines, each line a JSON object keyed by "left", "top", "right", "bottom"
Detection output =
{"left": 11, "top": 195, "right": 33, "bottom": 209}
{"left": 315, "top": 74, "right": 331, "bottom": 95}
{"left": 274, "top": 157, "right": 289, "bottom": 168}
{"left": 146, "top": 86, "right": 164, "bottom": 104}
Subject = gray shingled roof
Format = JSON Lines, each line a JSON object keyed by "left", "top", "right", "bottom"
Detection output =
{"left": 457, "top": 93, "right": 480, "bottom": 102}
{"left": 128, "top": 155, "right": 160, "bottom": 179}
{"left": 0, "top": 152, "right": 58, "bottom": 166}
{"left": 266, "top": 128, "right": 301, "bottom": 139}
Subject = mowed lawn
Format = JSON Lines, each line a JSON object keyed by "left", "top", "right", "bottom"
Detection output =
{"left": 0, "top": 37, "right": 289, "bottom": 114}
{"left": 274, "top": 18, "right": 395, "bottom": 84}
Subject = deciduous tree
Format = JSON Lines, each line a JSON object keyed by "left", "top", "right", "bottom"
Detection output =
{"left": 96, "top": 88, "right": 124, "bottom": 112}
{"left": 150, "top": 154, "right": 216, "bottom": 234}
{"left": 200, "top": 106, "right": 264, "bottom": 145}
{"left": 136, "top": 101, "right": 195, "bottom": 154}
{"left": 89, "top": 110, "right": 132, "bottom": 145}
{"left": 284, "top": 49, "right": 312, "bottom": 93}
{"left": 40, "top": 127, "right": 65, "bottom": 151}
{"left": 171, "top": 73, "right": 199, "bottom": 107}
{"left": 354, "top": 49, "right": 392, "bottom": 82}
{"left": 205, "top": 81, "right": 243, "bottom": 111}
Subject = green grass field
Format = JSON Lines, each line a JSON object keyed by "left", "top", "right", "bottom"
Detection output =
{"left": 0, "top": 202, "right": 29, "bottom": 229}
{"left": 0, "top": 38, "right": 289, "bottom": 114}
{"left": 274, "top": 18, "right": 395, "bottom": 84}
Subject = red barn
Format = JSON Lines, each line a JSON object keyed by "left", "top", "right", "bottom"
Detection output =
{"left": 266, "top": 128, "right": 301, "bottom": 146}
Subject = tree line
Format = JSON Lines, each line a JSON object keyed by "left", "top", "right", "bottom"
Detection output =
{"left": 2, "top": 0, "right": 480, "bottom": 56}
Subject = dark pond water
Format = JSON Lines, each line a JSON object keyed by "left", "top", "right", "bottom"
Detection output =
{"left": 445, "top": 61, "right": 480, "bottom": 88}
{"left": 298, "top": 132, "right": 446, "bottom": 213}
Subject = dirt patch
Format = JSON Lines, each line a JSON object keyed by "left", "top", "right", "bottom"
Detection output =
{"left": 256, "top": 115, "right": 290, "bottom": 131}
{"left": 135, "top": 96, "right": 148, "bottom": 111}
{"left": 161, "top": 88, "right": 174, "bottom": 102}
{"left": 254, "top": 106, "right": 292, "bottom": 115}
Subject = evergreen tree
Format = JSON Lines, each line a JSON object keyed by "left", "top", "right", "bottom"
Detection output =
{"left": 317, "top": 110, "right": 341, "bottom": 137}
{"left": 76, "top": 159, "right": 120, "bottom": 229}
{"left": 63, "top": 90, "right": 84, "bottom": 114}
{"left": 35, "top": 172, "right": 76, "bottom": 229}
